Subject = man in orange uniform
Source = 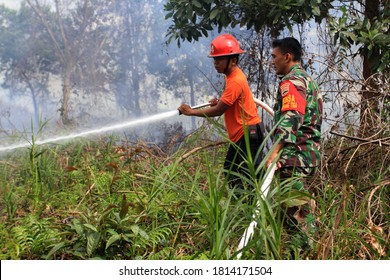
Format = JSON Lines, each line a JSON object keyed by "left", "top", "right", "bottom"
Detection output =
{"left": 178, "top": 34, "right": 264, "bottom": 194}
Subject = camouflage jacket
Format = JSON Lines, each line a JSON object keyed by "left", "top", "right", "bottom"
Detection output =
{"left": 273, "top": 64, "right": 323, "bottom": 168}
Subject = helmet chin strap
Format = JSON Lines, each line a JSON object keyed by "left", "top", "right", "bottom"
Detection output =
{"left": 223, "top": 56, "right": 231, "bottom": 74}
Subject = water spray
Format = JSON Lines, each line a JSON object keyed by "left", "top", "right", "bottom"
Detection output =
{"left": 0, "top": 110, "right": 179, "bottom": 153}
{"left": 0, "top": 101, "right": 214, "bottom": 153}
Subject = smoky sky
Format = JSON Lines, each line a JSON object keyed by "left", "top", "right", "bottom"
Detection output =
{"left": 0, "top": 1, "right": 228, "bottom": 149}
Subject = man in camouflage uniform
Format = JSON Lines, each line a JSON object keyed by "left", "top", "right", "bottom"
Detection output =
{"left": 266, "top": 37, "right": 323, "bottom": 257}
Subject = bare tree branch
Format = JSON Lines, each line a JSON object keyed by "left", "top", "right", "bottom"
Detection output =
{"left": 329, "top": 131, "right": 390, "bottom": 147}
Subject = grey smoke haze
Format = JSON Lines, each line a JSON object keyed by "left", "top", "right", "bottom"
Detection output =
{"left": 0, "top": 0, "right": 223, "bottom": 146}
{"left": 0, "top": 0, "right": 350, "bottom": 151}
{"left": 0, "top": 0, "right": 21, "bottom": 9}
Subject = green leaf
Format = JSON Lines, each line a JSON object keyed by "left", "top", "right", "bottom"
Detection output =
{"left": 34, "top": 150, "right": 46, "bottom": 158}
{"left": 344, "top": 31, "right": 357, "bottom": 42}
{"left": 209, "top": 8, "right": 219, "bottom": 20}
{"left": 83, "top": 223, "right": 98, "bottom": 232}
{"left": 45, "top": 242, "right": 67, "bottom": 259}
{"left": 87, "top": 231, "right": 101, "bottom": 256}
{"left": 191, "top": 12, "right": 197, "bottom": 23}
{"left": 284, "top": 197, "right": 310, "bottom": 207}
{"left": 280, "top": 190, "right": 312, "bottom": 207}
{"left": 72, "top": 219, "right": 84, "bottom": 236}
{"left": 272, "top": 11, "right": 281, "bottom": 24}
{"left": 131, "top": 225, "right": 139, "bottom": 236}
{"left": 312, "top": 6, "right": 321, "bottom": 16}
{"left": 165, "top": 12, "right": 173, "bottom": 20}
{"left": 122, "top": 234, "right": 133, "bottom": 242}
{"left": 138, "top": 228, "right": 150, "bottom": 240}
{"left": 304, "top": 5, "right": 311, "bottom": 18}
{"left": 105, "top": 233, "right": 121, "bottom": 249}
{"left": 193, "top": 0, "right": 202, "bottom": 8}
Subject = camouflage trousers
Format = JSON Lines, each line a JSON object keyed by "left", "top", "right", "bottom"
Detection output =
{"left": 277, "top": 166, "right": 317, "bottom": 256}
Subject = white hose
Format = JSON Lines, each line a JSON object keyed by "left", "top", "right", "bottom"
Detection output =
{"left": 190, "top": 102, "right": 211, "bottom": 110}
{"left": 236, "top": 164, "right": 276, "bottom": 259}
{"left": 253, "top": 98, "right": 274, "bottom": 117}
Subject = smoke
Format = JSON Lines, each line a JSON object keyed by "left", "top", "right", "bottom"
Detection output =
{"left": 0, "top": 0, "right": 21, "bottom": 10}
{"left": 0, "top": 0, "right": 219, "bottom": 145}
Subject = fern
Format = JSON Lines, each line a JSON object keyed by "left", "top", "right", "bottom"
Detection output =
{"left": 136, "top": 226, "right": 172, "bottom": 248}
{"left": 11, "top": 215, "right": 60, "bottom": 259}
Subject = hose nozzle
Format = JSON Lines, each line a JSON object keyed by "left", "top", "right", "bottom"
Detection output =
{"left": 178, "top": 102, "right": 211, "bottom": 115}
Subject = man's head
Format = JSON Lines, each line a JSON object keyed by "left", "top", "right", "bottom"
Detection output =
{"left": 271, "top": 37, "right": 302, "bottom": 75}
{"left": 209, "top": 34, "right": 245, "bottom": 74}
{"left": 212, "top": 55, "right": 239, "bottom": 74}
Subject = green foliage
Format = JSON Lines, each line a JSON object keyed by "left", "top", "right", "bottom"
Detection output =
{"left": 164, "top": 0, "right": 333, "bottom": 44}
{"left": 164, "top": 0, "right": 389, "bottom": 76}
{"left": 0, "top": 3, "right": 58, "bottom": 76}
{"left": 314, "top": 184, "right": 389, "bottom": 259}
{"left": 10, "top": 215, "right": 61, "bottom": 259}
{"left": 46, "top": 201, "right": 171, "bottom": 259}
{"left": 0, "top": 127, "right": 388, "bottom": 260}
{"left": 1, "top": 178, "right": 17, "bottom": 222}
{"left": 330, "top": 3, "right": 390, "bottom": 73}
{"left": 189, "top": 165, "right": 240, "bottom": 259}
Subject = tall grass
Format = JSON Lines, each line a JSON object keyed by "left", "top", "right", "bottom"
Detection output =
{"left": 0, "top": 125, "right": 388, "bottom": 259}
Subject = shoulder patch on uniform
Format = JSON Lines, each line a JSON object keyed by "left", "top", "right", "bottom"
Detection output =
{"left": 280, "top": 80, "right": 306, "bottom": 114}
{"left": 280, "top": 82, "right": 290, "bottom": 97}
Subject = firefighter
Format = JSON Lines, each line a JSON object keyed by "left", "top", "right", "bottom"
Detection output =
{"left": 267, "top": 37, "right": 323, "bottom": 256}
{"left": 178, "top": 34, "right": 264, "bottom": 196}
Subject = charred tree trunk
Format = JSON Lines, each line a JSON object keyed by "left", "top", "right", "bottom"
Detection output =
{"left": 130, "top": 49, "right": 141, "bottom": 116}
{"left": 116, "top": 40, "right": 132, "bottom": 114}
{"left": 359, "top": 0, "right": 381, "bottom": 137}
{"left": 21, "top": 72, "right": 40, "bottom": 128}
{"left": 28, "top": 84, "right": 40, "bottom": 129}
{"left": 59, "top": 56, "right": 73, "bottom": 125}
{"left": 116, "top": 2, "right": 141, "bottom": 117}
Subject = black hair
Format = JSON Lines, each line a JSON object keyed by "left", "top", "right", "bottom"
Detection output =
{"left": 272, "top": 37, "right": 302, "bottom": 62}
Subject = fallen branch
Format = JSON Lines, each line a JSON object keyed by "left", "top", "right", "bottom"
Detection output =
{"left": 360, "top": 178, "right": 390, "bottom": 193}
{"left": 330, "top": 131, "right": 390, "bottom": 147}
{"left": 177, "top": 141, "right": 227, "bottom": 163}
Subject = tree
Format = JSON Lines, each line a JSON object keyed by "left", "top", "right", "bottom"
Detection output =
{"left": 0, "top": 4, "right": 55, "bottom": 128}
{"left": 164, "top": 0, "right": 332, "bottom": 44}
{"left": 25, "top": 0, "right": 115, "bottom": 125}
{"left": 108, "top": 1, "right": 158, "bottom": 117}
{"left": 329, "top": 1, "right": 389, "bottom": 135}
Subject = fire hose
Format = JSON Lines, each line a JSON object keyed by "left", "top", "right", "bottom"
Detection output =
{"left": 178, "top": 99, "right": 274, "bottom": 116}
{"left": 178, "top": 102, "right": 212, "bottom": 115}
{"left": 238, "top": 98, "right": 275, "bottom": 259}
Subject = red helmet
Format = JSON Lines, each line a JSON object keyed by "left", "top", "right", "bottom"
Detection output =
{"left": 209, "top": 34, "right": 246, "bottom": 57}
